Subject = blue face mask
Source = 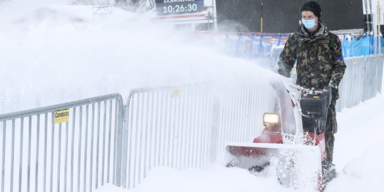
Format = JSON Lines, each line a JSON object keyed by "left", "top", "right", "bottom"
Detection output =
{"left": 302, "top": 18, "right": 316, "bottom": 29}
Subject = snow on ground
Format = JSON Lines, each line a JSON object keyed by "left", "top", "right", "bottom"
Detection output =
{"left": 327, "top": 94, "right": 384, "bottom": 192}
{"left": 1, "top": 1, "right": 384, "bottom": 192}
{"left": 92, "top": 94, "right": 384, "bottom": 192}
{"left": 96, "top": 166, "right": 291, "bottom": 192}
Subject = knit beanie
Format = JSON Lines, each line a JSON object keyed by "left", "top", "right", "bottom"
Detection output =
{"left": 301, "top": 1, "right": 322, "bottom": 19}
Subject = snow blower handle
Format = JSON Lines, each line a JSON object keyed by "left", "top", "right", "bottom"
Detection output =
{"left": 300, "top": 86, "right": 332, "bottom": 135}
{"left": 322, "top": 86, "right": 332, "bottom": 106}
{"left": 300, "top": 86, "right": 332, "bottom": 106}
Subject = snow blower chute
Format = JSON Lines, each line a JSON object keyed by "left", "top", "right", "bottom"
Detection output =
{"left": 226, "top": 77, "right": 332, "bottom": 191}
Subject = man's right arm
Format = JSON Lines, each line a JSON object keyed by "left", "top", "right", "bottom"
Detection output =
{"left": 278, "top": 35, "right": 298, "bottom": 77}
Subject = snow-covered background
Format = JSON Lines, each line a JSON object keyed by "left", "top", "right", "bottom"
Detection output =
{"left": 1, "top": 0, "right": 384, "bottom": 192}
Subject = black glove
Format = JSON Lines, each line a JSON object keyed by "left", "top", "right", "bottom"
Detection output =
{"left": 277, "top": 61, "right": 291, "bottom": 78}
{"left": 328, "top": 80, "right": 338, "bottom": 100}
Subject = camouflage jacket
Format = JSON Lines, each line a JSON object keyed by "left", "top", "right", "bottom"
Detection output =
{"left": 278, "top": 20, "right": 346, "bottom": 98}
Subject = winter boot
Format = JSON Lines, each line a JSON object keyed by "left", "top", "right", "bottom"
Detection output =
{"left": 321, "top": 161, "right": 337, "bottom": 191}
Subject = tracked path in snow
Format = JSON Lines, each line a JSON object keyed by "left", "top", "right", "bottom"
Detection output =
{"left": 326, "top": 94, "right": 384, "bottom": 191}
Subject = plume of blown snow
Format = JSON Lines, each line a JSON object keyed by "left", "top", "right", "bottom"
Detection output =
{"left": 0, "top": 1, "right": 274, "bottom": 114}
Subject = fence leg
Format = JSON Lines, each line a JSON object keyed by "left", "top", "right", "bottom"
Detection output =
{"left": 235, "top": 33, "right": 242, "bottom": 57}
{"left": 378, "top": 56, "right": 383, "bottom": 94}
{"left": 115, "top": 98, "right": 124, "bottom": 187}
{"left": 249, "top": 33, "right": 255, "bottom": 59}
{"left": 259, "top": 34, "right": 263, "bottom": 56}
{"left": 121, "top": 105, "right": 129, "bottom": 188}
{"left": 209, "top": 98, "right": 220, "bottom": 163}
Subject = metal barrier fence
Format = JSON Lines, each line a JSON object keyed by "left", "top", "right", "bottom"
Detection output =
{"left": 337, "top": 56, "right": 365, "bottom": 110}
{"left": 366, "top": 55, "right": 384, "bottom": 97}
{"left": 336, "top": 55, "right": 384, "bottom": 111}
{"left": 199, "top": 32, "right": 384, "bottom": 58}
{"left": 0, "top": 83, "right": 276, "bottom": 192}
{"left": 0, "top": 56, "right": 382, "bottom": 192}
{"left": 0, "top": 94, "right": 124, "bottom": 192}
{"left": 116, "top": 84, "right": 276, "bottom": 190}
{"left": 221, "top": 32, "right": 289, "bottom": 58}
{"left": 120, "top": 85, "right": 216, "bottom": 189}
{"left": 212, "top": 85, "right": 276, "bottom": 159}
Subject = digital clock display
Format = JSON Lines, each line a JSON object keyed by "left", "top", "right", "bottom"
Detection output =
{"left": 155, "top": 0, "right": 204, "bottom": 16}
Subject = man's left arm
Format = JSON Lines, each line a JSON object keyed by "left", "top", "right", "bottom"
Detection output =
{"left": 329, "top": 36, "right": 347, "bottom": 88}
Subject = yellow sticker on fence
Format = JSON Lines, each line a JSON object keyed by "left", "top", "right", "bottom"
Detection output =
{"left": 172, "top": 88, "right": 181, "bottom": 98}
{"left": 314, "top": 96, "right": 320, "bottom": 98}
{"left": 54, "top": 109, "right": 69, "bottom": 124}
{"left": 375, "top": 57, "right": 377, "bottom": 61}
{"left": 353, "top": 59, "right": 356, "bottom": 65}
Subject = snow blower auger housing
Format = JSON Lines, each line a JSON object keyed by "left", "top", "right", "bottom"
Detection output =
{"left": 225, "top": 77, "right": 332, "bottom": 191}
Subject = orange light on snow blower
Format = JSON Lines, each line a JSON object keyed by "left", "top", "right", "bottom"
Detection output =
{"left": 263, "top": 113, "right": 279, "bottom": 124}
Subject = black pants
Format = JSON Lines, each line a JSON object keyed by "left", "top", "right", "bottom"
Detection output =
{"left": 325, "top": 100, "right": 337, "bottom": 163}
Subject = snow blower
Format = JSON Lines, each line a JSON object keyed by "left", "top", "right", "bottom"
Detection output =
{"left": 225, "top": 77, "right": 332, "bottom": 191}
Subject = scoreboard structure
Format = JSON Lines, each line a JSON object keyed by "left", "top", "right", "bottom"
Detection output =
{"left": 155, "top": 0, "right": 205, "bottom": 16}
{"left": 153, "top": 0, "right": 217, "bottom": 31}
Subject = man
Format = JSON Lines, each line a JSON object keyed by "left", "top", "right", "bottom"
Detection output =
{"left": 277, "top": 0, "right": 346, "bottom": 182}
